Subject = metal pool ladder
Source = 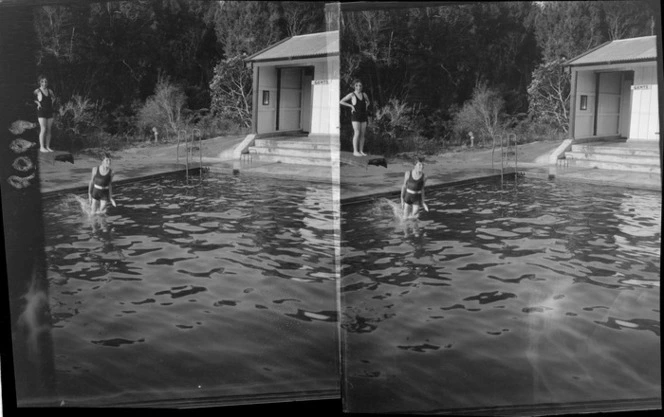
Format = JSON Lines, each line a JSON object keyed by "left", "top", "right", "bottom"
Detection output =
{"left": 493, "top": 132, "right": 518, "bottom": 187}
{"left": 176, "top": 128, "right": 203, "bottom": 181}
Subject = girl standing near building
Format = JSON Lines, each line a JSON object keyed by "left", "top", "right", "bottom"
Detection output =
{"left": 340, "top": 79, "right": 371, "bottom": 156}
{"left": 34, "top": 75, "right": 57, "bottom": 153}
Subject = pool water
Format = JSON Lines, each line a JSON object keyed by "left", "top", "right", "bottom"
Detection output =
{"left": 42, "top": 173, "right": 339, "bottom": 406}
{"left": 341, "top": 178, "right": 661, "bottom": 414}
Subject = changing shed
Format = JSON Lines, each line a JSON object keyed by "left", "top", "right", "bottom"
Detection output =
{"left": 565, "top": 35, "right": 660, "bottom": 142}
{"left": 244, "top": 30, "right": 340, "bottom": 138}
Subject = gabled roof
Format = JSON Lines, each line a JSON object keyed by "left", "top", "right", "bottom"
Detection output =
{"left": 565, "top": 36, "right": 658, "bottom": 67}
{"left": 245, "top": 31, "right": 339, "bottom": 63}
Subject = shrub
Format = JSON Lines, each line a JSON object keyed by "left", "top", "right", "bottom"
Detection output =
{"left": 190, "top": 108, "right": 248, "bottom": 138}
{"left": 452, "top": 83, "right": 507, "bottom": 147}
{"left": 512, "top": 117, "right": 567, "bottom": 143}
{"left": 56, "top": 94, "right": 104, "bottom": 136}
{"left": 137, "top": 75, "right": 188, "bottom": 140}
{"left": 55, "top": 94, "right": 105, "bottom": 150}
{"left": 366, "top": 98, "right": 422, "bottom": 156}
{"left": 209, "top": 56, "right": 252, "bottom": 129}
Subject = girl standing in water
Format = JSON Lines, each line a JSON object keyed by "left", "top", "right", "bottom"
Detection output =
{"left": 33, "top": 75, "right": 57, "bottom": 153}
{"left": 401, "top": 157, "right": 429, "bottom": 218}
{"left": 88, "top": 153, "right": 116, "bottom": 214}
{"left": 340, "top": 79, "right": 371, "bottom": 156}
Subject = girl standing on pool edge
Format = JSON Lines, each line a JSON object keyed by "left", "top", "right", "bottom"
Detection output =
{"left": 88, "top": 153, "right": 116, "bottom": 214}
{"left": 401, "top": 157, "right": 429, "bottom": 218}
{"left": 33, "top": 75, "right": 57, "bottom": 153}
{"left": 340, "top": 79, "right": 371, "bottom": 156}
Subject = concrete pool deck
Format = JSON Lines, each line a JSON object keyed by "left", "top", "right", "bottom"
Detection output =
{"left": 37, "top": 137, "right": 661, "bottom": 199}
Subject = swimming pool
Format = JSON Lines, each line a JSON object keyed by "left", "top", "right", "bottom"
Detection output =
{"left": 42, "top": 173, "right": 339, "bottom": 406}
{"left": 341, "top": 178, "right": 661, "bottom": 414}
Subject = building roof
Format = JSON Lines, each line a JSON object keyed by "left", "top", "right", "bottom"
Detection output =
{"left": 245, "top": 31, "right": 339, "bottom": 63}
{"left": 565, "top": 36, "right": 658, "bottom": 67}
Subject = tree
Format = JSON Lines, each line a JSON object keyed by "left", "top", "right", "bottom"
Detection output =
{"left": 340, "top": 2, "right": 540, "bottom": 144}
{"left": 209, "top": 56, "right": 252, "bottom": 128}
{"left": 212, "top": 1, "right": 286, "bottom": 58}
{"left": 599, "top": 0, "right": 656, "bottom": 40}
{"left": 452, "top": 83, "right": 506, "bottom": 147}
{"left": 33, "top": 0, "right": 221, "bottom": 133}
{"left": 281, "top": 1, "right": 326, "bottom": 36}
{"left": 526, "top": 1, "right": 654, "bottom": 138}
{"left": 527, "top": 59, "right": 570, "bottom": 134}
{"left": 137, "top": 75, "right": 188, "bottom": 137}
{"left": 531, "top": 1, "right": 654, "bottom": 63}
{"left": 532, "top": 1, "right": 607, "bottom": 62}
{"left": 208, "top": 1, "right": 325, "bottom": 130}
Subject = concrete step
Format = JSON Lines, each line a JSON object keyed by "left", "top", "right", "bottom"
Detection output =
{"left": 248, "top": 153, "right": 334, "bottom": 166}
{"left": 567, "top": 158, "right": 661, "bottom": 174}
{"left": 249, "top": 146, "right": 333, "bottom": 160}
{"left": 566, "top": 151, "right": 660, "bottom": 166}
{"left": 570, "top": 145, "right": 659, "bottom": 157}
{"left": 254, "top": 139, "right": 337, "bottom": 150}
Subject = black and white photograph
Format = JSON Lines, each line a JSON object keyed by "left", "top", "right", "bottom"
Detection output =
{"left": 338, "top": 1, "right": 662, "bottom": 415}
{"left": 1, "top": 0, "right": 340, "bottom": 412}
{"left": 2, "top": 1, "right": 662, "bottom": 416}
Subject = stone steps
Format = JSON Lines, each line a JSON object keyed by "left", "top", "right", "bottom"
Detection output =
{"left": 247, "top": 138, "right": 337, "bottom": 167}
{"left": 565, "top": 143, "right": 660, "bottom": 174}
{"left": 253, "top": 139, "right": 336, "bottom": 151}
{"left": 248, "top": 153, "right": 334, "bottom": 166}
{"left": 249, "top": 145, "right": 332, "bottom": 159}
{"left": 570, "top": 144, "right": 658, "bottom": 157}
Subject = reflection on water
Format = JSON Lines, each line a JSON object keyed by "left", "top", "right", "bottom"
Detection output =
{"left": 341, "top": 179, "right": 661, "bottom": 414}
{"left": 42, "top": 173, "right": 338, "bottom": 406}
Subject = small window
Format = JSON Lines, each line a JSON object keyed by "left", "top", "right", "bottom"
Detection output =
{"left": 262, "top": 91, "right": 270, "bottom": 105}
{"left": 580, "top": 95, "right": 588, "bottom": 111}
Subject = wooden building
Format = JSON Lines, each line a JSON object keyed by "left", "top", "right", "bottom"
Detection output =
{"left": 566, "top": 36, "right": 659, "bottom": 143}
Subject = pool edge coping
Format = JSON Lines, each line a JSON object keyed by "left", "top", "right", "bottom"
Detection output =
{"left": 340, "top": 172, "right": 517, "bottom": 206}
{"left": 40, "top": 166, "right": 206, "bottom": 199}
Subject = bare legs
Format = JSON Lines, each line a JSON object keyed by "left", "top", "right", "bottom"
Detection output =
{"left": 45, "top": 118, "right": 54, "bottom": 151}
{"left": 90, "top": 199, "right": 108, "bottom": 215}
{"left": 38, "top": 117, "right": 54, "bottom": 152}
{"left": 358, "top": 122, "right": 367, "bottom": 156}
{"left": 352, "top": 121, "right": 367, "bottom": 156}
{"left": 38, "top": 117, "right": 48, "bottom": 152}
{"left": 402, "top": 203, "right": 420, "bottom": 219}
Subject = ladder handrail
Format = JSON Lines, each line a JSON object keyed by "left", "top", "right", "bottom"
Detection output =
{"left": 495, "top": 132, "right": 518, "bottom": 188}
{"left": 491, "top": 132, "right": 519, "bottom": 187}
{"left": 193, "top": 128, "right": 203, "bottom": 180}
{"left": 176, "top": 128, "right": 205, "bottom": 182}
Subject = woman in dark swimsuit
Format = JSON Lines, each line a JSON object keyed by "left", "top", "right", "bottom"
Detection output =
{"left": 33, "top": 75, "right": 57, "bottom": 153}
{"left": 340, "top": 79, "right": 371, "bottom": 156}
{"left": 400, "top": 157, "right": 429, "bottom": 218}
{"left": 88, "top": 153, "right": 116, "bottom": 214}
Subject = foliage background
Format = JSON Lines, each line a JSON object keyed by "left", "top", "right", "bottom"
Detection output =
{"left": 29, "top": 1, "right": 658, "bottom": 156}
{"left": 340, "top": 1, "right": 658, "bottom": 156}
{"left": 31, "top": 0, "right": 325, "bottom": 151}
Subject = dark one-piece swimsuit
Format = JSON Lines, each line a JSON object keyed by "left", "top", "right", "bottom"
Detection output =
{"left": 37, "top": 90, "right": 54, "bottom": 119}
{"left": 404, "top": 171, "right": 424, "bottom": 205}
{"left": 92, "top": 167, "right": 112, "bottom": 201}
{"left": 351, "top": 92, "right": 368, "bottom": 123}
